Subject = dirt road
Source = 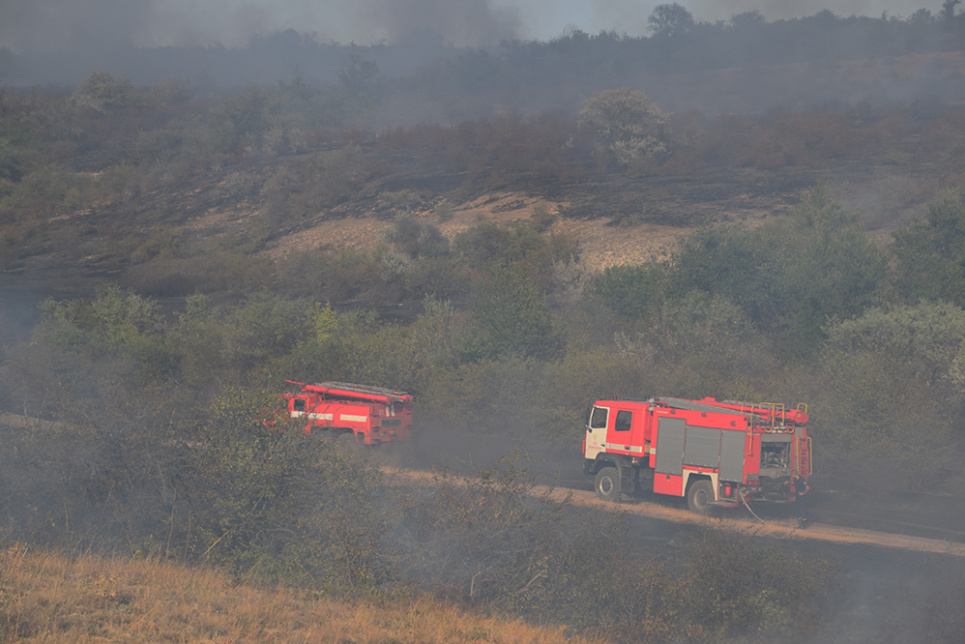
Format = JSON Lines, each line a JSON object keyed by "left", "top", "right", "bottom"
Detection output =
{"left": 383, "top": 467, "right": 965, "bottom": 558}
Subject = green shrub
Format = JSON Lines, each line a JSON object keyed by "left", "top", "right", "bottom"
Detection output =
{"left": 462, "top": 265, "right": 563, "bottom": 362}
{"left": 394, "top": 453, "right": 561, "bottom": 599}
{"left": 669, "top": 187, "right": 885, "bottom": 360}
{"left": 592, "top": 263, "right": 667, "bottom": 319}
{"left": 176, "top": 386, "right": 393, "bottom": 592}
{"left": 814, "top": 301, "right": 965, "bottom": 491}
{"left": 892, "top": 193, "right": 965, "bottom": 306}
{"left": 678, "top": 530, "right": 838, "bottom": 641}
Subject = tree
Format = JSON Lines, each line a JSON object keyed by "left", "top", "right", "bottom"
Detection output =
{"left": 669, "top": 187, "right": 885, "bottom": 360}
{"left": 616, "top": 291, "right": 766, "bottom": 377}
{"left": 892, "top": 194, "right": 965, "bottom": 307}
{"left": 453, "top": 220, "right": 579, "bottom": 293}
{"left": 818, "top": 302, "right": 965, "bottom": 490}
{"left": 396, "top": 453, "right": 569, "bottom": 605}
{"left": 730, "top": 10, "right": 765, "bottom": 29}
{"left": 71, "top": 71, "right": 136, "bottom": 113}
{"left": 338, "top": 54, "right": 382, "bottom": 106}
{"left": 943, "top": 0, "right": 960, "bottom": 21}
{"left": 647, "top": 3, "right": 695, "bottom": 37}
{"left": 463, "top": 265, "right": 562, "bottom": 362}
{"left": 382, "top": 214, "right": 449, "bottom": 258}
{"left": 578, "top": 88, "right": 668, "bottom": 165}
{"left": 216, "top": 86, "right": 270, "bottom": 152}
{"left": 825, "top": 301, "right": 965, "bottom": 387}
{"left": 591, "top": 263, "right": 666, "bottom": 319}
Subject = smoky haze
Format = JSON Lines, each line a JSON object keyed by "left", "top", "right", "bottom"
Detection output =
{"left": 0, "top": 0, "right": 521, "bottom": 53}
{"left": 0, "top": 0, "right": 938, "bottom": 54}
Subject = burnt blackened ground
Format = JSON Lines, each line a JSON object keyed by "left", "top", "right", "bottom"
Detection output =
{"left": 793, "top": 487, "right": 965, "bottom": 544}
{"left": 777, "top": 538, "right": 965, "bottom": 643}
{"left": 387, "top": 424, "right": 965, "bottom": 643}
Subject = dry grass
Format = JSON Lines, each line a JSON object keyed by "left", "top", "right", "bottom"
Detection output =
{"left": 260, "top": 190, "right": 690, "bottom": 272}
{"left": 0, "top": 545, "right": 604, "bottom": 643}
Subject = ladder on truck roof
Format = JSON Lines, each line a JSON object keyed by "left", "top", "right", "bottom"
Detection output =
{"left": 289, "top": 380, "right": 413, "bottom": 404}
{"left": 654, "top": 396, "right": 746, "bottom": 415}
{"left": 654, "top": 396, "right": 806, "bottom": 431}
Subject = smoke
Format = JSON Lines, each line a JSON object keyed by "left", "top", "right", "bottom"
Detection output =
{"left": 0, "top": 0, "right": 931, "bottom": 55}
{"left": 0, "top": 0, "right": 521, "bottom": 54}
{"left": 1, "top": 0, "right": 287, "bottom": 52}
{"left": 364, "top": 0, "right": 520, "bottom": 47}
{"left": 0, "top": 293, "right": 43, "bottom": 346}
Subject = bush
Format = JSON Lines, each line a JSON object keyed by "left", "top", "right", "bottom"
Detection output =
{"left": 382, "top": 214, "right": 450, "bottom": 258}
{"left": 462, "top": 265, "right": 563, "bottom": 362}
{"left": 174, "top": 387, "right": 393, "bottom": 592}
{"left": 579, "top": 88, "right": 669, "bottom": 166}
{"left": 677, "top": 530, "right": 838, "bottom": 641}
{"left": 419, "top": 357, "right": 547, "bottom": 433}
{"left": 394, "top": 452, "right": 568, "bottom": 604}
{"left": 591, "top": 263, "right": 667, "bottom": 319}
{"left": 892, "top": 193, "right": 965, "bottom": 307}
{"left": 614, "top": 290, "right": 774, "bottom": 395}
{"left": 814, "top": 302, "right": 965, "bottom": 491}
{"left": 669, "top": 187, "right": 885, "bottom": 360}
{"left": 537, "top": 348, "right": 654, "bottom": 441}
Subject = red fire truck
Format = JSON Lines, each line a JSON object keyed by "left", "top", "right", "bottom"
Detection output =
{"left": 583, "top": 396, "right": 811, "bottom": 513}
{"left": 277, "top": 380, "right": 413, "bottom": 445}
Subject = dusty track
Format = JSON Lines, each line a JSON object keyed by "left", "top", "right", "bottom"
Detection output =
{"left": 6, "top": 407, "right": 962, "bottom": 560}
{"left": 382, "top": 468, "right": 965, "bottom": 558}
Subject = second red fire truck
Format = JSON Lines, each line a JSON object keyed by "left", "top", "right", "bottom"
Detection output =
{"left": 276, "top": 380, "right": 414, "bottom": 445}
{"left": 583, "top": 396, "right": 811, "bottom": 513}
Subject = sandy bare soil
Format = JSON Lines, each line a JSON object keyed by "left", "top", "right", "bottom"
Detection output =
{"left": 260, "top": 191, "right": 691, "bottom": 271}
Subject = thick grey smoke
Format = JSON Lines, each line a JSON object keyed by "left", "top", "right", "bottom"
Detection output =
{"left": 0, "top": 0, "right": 932, "bottom": 54}
{"left": 0, "top": 0, "right": 521, "bottom": 53}
{"left": 365, "top": 0, "right": 520, "bottom": 47}
{"left": 1, "top": 0, "right": 289, "bottom": 52}
{"left": 2, "top": 0, "right": 149, "bottom": 52}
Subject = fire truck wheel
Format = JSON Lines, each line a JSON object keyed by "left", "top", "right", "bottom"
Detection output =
{"left": 336, "top": 431, "right": 359, "bottom": 448}
{"left": 594, "top": 467, "right": 621, "bottom": 503}
{"left": 686, "top": 479, "right": 714, "bottom": 515}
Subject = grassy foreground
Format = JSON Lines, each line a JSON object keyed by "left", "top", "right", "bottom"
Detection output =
{"left": 0, "top": 546, "right": 603, "bottom": 644}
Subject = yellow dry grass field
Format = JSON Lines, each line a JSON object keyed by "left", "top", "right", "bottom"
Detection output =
{"left": 0, "top": 545, "right": 605, "bottom": 644}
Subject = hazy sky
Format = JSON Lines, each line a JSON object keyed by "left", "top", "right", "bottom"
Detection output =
{"left": 0, "top": 0, "right": 940, "bottom": 53}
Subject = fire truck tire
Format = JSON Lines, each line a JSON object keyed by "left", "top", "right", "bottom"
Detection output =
{"left": 336, "top": 431, "right": 359, "bottom": 447}
{"left": 686, "top": 479, "right": 714, "bottom": 515}
{"left": 594, "top": 467, "right": 621, "bottom": 503}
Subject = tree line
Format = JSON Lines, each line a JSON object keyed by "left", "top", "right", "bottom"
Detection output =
{"left": 3, "top": 4, "right": 963, "bottom": 88}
